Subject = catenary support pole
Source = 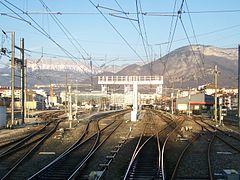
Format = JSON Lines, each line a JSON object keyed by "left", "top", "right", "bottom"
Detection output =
{"left": 75, "top": 83, "right": 78, "bottom": 120}
{"left": 11, "top": 32, "right": 15, "bottom": 126}
{"left": 214, "top": 65, "right": 218, "bottom": 123}
{"left": 24, "top": 59, "right": 27, "bottom": 119}
{"left": 65, "top": 73, "right": 67, "bottom": 113}
{"left": 20, "top": 38, "right": 24, "bottom": 124}
{"left": 68, "top": 85, "right": 72, "bottom": 128}
{"left": 238, "top": 45, "right": 240, "bottom": 128}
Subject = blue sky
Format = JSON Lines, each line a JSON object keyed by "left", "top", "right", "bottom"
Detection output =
{"left": 0, "top": 0, "right": 240, "bottom": 67}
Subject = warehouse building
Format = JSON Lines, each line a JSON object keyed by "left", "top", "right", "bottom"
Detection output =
{"left": 176, "top": 93, "right": 214, "bottom": 115}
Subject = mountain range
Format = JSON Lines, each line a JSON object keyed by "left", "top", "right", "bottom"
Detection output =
{"left": 114, "top": 45, "right": 237, "bottom": 88}
{"left": 0, "top": 45, "right": 238, "bottom": 89}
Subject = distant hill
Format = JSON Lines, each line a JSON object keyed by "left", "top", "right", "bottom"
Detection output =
{"left": 114, "top": 45, "right": 238, "bottom": 88}
{"left": 0, "top": 45, "right": 237, "bottom": 89}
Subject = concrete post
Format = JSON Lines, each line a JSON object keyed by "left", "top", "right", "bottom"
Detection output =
{"left": 11, "top": 32, "right": 15, "bottom": 125}
{"left": 68, "top": 85, "right": 72, "bottom": 128}
{"left": 131, "top": 81, "right": 138, "bottom": 121}
{"left": 214, "top": 65, "right": 218, "bottom": 122}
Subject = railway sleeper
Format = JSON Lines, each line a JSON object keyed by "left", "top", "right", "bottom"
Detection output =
{"left": 115, "top": 144, "right": 122, "bottom": 148}
{"left": 99, "top": 162, "right": 110, "bottom": 167}
{"left": 106, "top": 155, "right": 115, "bottom": 159}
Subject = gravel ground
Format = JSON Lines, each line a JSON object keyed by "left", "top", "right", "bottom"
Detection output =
{"left": 212, "top": 138, "right": 240, "bottom": 178}
{"left": 77, "top": 112, "right": 133, "bottom": 179}
{"left": 10, "top": 120, "right": 88, "bottom": 178}
{"left": 1, "top": 111, "right": 240, "bottom": 179}
{"left": 0, "top": 125, "right": 42, "bottom": 146}
{"left": 103, "top": 112, "right": 147, "bottom": 179}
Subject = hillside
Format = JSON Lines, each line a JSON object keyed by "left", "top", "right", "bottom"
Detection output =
{"left": 0, "top": 45, "right": 237, "bottom": 89}
{"left": 115, "top": 45, "right": 238, "bottom": 88}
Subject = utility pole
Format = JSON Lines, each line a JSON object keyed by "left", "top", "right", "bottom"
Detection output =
{"left": 188, "top": 87, "right": 191, "bottom": 117}
{"left": 90, "top": 58, "right": 93, "bottom": 112}
{"left": 11, "top": 32, "right": 15, "bottom": 126}
{"left": 171, "top": 92, "right": 174, "bottom": 114}
{"left": 238, "top": 45, "right": 240, "bottom": 128}
{"left": 90, "top": 58, "right": 93, "bottom": 90}
{"left": 65, "top": 73, "right": 67, "bottom": 113}
{"left": 171, "top": 82, "right": 175, "bottom": 114}
{"left": 20, "top": 38, "right": 24, "bottom": 125}
{"left": 219, "top": 97, "right": 223, "bottom": 126}
{"left": 24, "top": 59, "right": 27, "bottom": 119}
{"left": 214, "top": 65, "right": 218, "bottom": 123}
{"left": 74, "top": 83, "right": 78, "bottom": 120}
{"left": 68, "top": 85, "right": 72, "bottom": 128}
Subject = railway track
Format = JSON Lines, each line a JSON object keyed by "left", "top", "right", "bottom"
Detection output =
{"left": 0, "top": 119, "right": 61, "bottom": 179}
{"left": 0, "top": 133, "right": 34, "bottom": 151}
{"left": 168, "top": 117, "right": 213, "bottom": 180}
{"left": 29, "top": 111, "right": 127, "bottom": 179}
{"left": 123, "top": 110, "right": 183, "bottom": 180}
{"left": 199, "top": 119, "right": 240, "bottom": 178}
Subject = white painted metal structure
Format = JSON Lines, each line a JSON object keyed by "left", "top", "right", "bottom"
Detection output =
{"left": 98, "top": 76, "right": 163, "bottom": 121}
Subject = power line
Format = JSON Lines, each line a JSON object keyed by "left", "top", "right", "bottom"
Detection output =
{"left": 184, "top": 0, "right": 206, "bottom": 83}
{"left": 1, "top": 8, "right": 239, "bottom": 15}
{"left": 179, "top": 16, "right": 205, "bottom": 79}
{"left": 0, "top": 0, "right": 92, "bottom": 77}
{"left": 138, "top": 0, "right": 150, "bottom": 58}
{"left": 155, "top": 23, "right": 240, "bottom": 47}
{"left": 88, "top": 0, "right": 146, "bottom": 64}
{"left": 114, "top": 0, "right": 140, "bottom": 35}
{"left": 135, "top": 0, "right": 149, "bottom": 62}
{"left": 38, "top": 0, "right": 90, "bottom": 60}
{"left": 113, "top": 0, "right": 150, "bottom": 63}
{"left": 96, "top": 2, "right": 149, "bottom": 64}
{"left": 162, "top": 0, "right": 180, "bottom": 78}
{"left": 183, "top": 9, "right": 240, "bottom": 14}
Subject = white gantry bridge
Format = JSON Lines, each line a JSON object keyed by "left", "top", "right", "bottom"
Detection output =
{"left": 98, "top": 76, "right": 163, "bottom": 121}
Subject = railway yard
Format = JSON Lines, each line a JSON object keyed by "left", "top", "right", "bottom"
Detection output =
{"left": 0, "top": 110, "right": 239, "bottom": 180}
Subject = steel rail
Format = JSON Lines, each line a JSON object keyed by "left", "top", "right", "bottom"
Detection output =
{"left": 0, "top": 134, "right": 30, "bottom": 149}
{"left": 201, "top": 120, "right": 240, "bottom": 142}
{"left": 194, "top": 119, "right": 216, "bottom": 180}
{"left": 123, "top": 136, "right": 154, "bottom": 180}
{"left": 123, "top": 114, "right": 154, "bottom": 180}
{"left": 169, "top": 130, "right": 201, "bottom": 180}
{"left": 208, "top": 133, "right": 215, "bottom": 180}
{"left": 68, "top": 120, "right": 123, "bottom": 179}
{"left": 1, "top": 120, "right": 62, "bottom": 180}
{"left": 124, "top": 111, "right": 182, "bottom": 180}
{"left": 157, "top": 130, "right": 162, "bottom": 178}
{"left": 161, "top": 117, "right": 185, "bottom": 180}
{"left": 0, "top": 135, "right": 46, "bottom": 159}
{"left": 28, "top": 112, "right": 125, "bottom": 179}
{"left": 200, "top": 119, "right": 240, "bottom": 152}
{"left": 28, "top": 121, "right": 101, "bottom": 179}
{"left": 95, "top": 123, "right": 133, "bottom": 180}
{"left": 0, "top": 121, "right": 52, "bottom": 157}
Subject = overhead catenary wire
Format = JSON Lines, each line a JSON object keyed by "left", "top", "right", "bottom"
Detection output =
{"left": 1, "top": 1, "right": 238, "bottom": 89}
{"left": 0, "top": 0, "right": 92, "bottom": 78}
{"left": 162, "top": 0, "right": 180, "bottom": 79}
{"left": 138, "top": 0, "right": 150, "bottom": 59}
{"left": 88, "top": 0, "right": 147, "bottom": 65}
{"left": 38, "top": 0, "right": 91, "bottom": 62}
{"left": 184, "top": 1, "right": 206, "bottom": 80}
{"left": 113, "top": 0, "right": 150, "bottom": 62}
{"left": 113, "top": 0, "right": 139, "bottom": 31}
{"left": 179, "top": 16, "right": 205, "bottom": 79}
{"left": 1, "top": 8, "right": 240, "bottom": 15}
{"left": 135, "top": 0, "right": 149, "bottom": 62}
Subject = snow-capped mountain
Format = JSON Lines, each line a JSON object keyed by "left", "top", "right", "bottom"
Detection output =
{"left": 28, "top": 58, "right": 98, "bottom": 74}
